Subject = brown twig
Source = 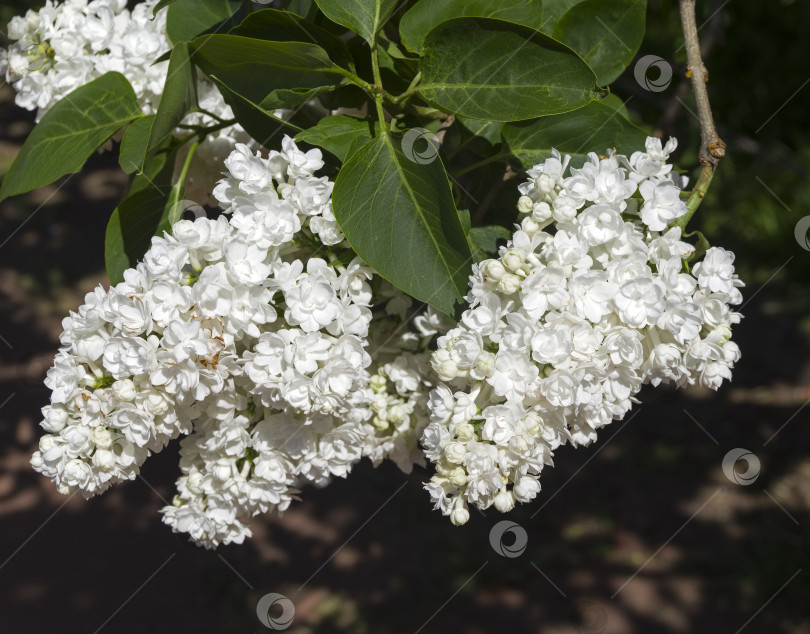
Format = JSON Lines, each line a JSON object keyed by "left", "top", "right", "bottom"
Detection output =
{"left": 656, "top": 0, "right": 725, "bottom": 138}
{"left": 675, "top": 0, "right": 727, "bottom": 230}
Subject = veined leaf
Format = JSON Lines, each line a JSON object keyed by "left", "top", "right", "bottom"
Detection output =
{"left": 119, "top": 115, "right": 156, "bottom": 174}
{"left": 230, "top": 8, "right": 355, "bottom": 71}
{"left": 332, "top": 134, "right": 472, "bottom": 315}
{"left": 0, "top": 72, "right": 141, "bottom": 202}
{"left": 313, "top": 0, "right": 398, "bottom": 45}
{"left": 153, "top": 0, "right": 180, "bottom": 15}
{"left": 502, "top": 101, "right": 647, "bottom": 168}
{"left": 141, "top": 42, "right": 197, "bottom": 169}
{"left": 295, "top": 115, "right": 377, "bottom": 162}
{"left": 166, "top": 0, "right": 244, "bottom": 43}
{"left": 399, "top": 0, "right": 543, "bottom": 53}
{"left": 190, "top": 35, "right": 346, "bottom": 105}
{"left": 209, "top": 76, "right": 296, "bottom": 148}
{"left": 105, "top": 185, "right": 178, "bottom": 285}
{"left": 419, "top": 18, "right": 601, "bottom": 122}
{"left": 553, "top": 0, "right": 647, "bottom": 85}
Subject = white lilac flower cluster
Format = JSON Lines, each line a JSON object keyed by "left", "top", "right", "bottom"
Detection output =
{"left": 1, "top": 0, "right": 259, "bottom": 201}
{"left": 421, "top": 137, "right": 743, "bottom": 525}
{"left": 31, "top": 136, "right": 439, "bottom": 548}
{"left": 3, "top": 0, "right": 171, "bottom": 116}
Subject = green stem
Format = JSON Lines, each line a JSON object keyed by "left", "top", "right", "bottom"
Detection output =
{"left": 370, "top": 40, "right": 388, "bottom": 126}
{"left": 193, "top": 107, "right": 229, "bottom": 124}
{"left": 392, "top": 72, "right": 421, "bottom": 104}
{"left": 453, "top": 152, "right": 512, "bottom": 178}
{"left": 674, "top": 163, "right": 714, "bottom": 230}
{"left": 178, "top": 140, "right": 200, "bottom": 187}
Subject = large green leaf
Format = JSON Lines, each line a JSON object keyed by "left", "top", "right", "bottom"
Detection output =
{"left": 418, "top": 18, "right": 601, "bottom": 122}
{"left": 553, "top": 0, "right": 646, "bottom": 85}
{"left": 457, "top": 208, "right": 511, "bottom": 262}
{"left": 541, "top": 0, "right": 588, "bottom": 30}
{"left": 295, "top": 115, "right": 376, "bottom": 162}
{"left": 105, "top": 186, "right": 177, "bottom": 285}
{"left": 399, "top": 0, "right": 543, "bottom": 53}
{"left": 313, "top": 0, "right": 398, "bottom": 45}
{"left": 190, "top": 35, "right": 346, "bottom": 105}
{"left": 119, "top": 115, "right": 156, "bottom": 174}
{"left": 501, "top": 101, "right": 647, "bottom": 168}
{"left": 209, "top": 76, "right": 295, "bottom": 148}
{"left": 129, "top": 148, "right": 177, "bottom": 195}
{"left": 141, "top": 42, "right": 197, "bottom": 169}
{"left": 230, "top": 8, "right": 355, "bottom": 71}
{"left": 153, "top": 0, "right": 180, "bottom": 15}
{"left": 0, "top": 72, "right": 141, "bottom": 202}
{"left": 332, "top": 134, "right": 472, "bottom": 315}
{"left": 166, "top": 0, "right": 244, "bottom": 43}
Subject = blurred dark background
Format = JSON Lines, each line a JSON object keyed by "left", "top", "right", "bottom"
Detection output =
{"left": 1, "top": 1, "right": 810, "bottom": 632}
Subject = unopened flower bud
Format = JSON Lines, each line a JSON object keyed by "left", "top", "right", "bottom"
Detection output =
{"left": 513, "top": 476, "right": 541, "bottom": 503}
{"left": 517, "top": 195, "right": 534, "bottom": 213}
{"left": 444, "top": 442, "right": 466, "bottom": 464}
{"left": 455, "top": 422, "right": 475, "bottom": 442}
{"left": 497, "top": 273, "right": 521, "bottom": 295}
{"left": 112, "top": 379, "right": 136, "bottom": 402}
{"left": 502, "top": 249, "right": 523, "bottom": 272}
{"left": 450, "top": 505, "right": 470, "bottom": 526}
{"left": 493, "top": 489, "right": 516, "bottom": 513}
{"left": 481, "top": 259, "right": 506, "bottom": 283}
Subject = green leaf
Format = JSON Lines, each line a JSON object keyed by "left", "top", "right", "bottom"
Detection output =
{"left": 119, "top": 115, "right": 156, "bottom": 174}
{"left": 142, "top": 42, "right": 197, "bottom": 169}
{"left": 153, "top": 0, "right": 180, "bottom": 15}
{"left": 418, "top": 18, "right": 601, "bottom": 122}
{"left": 600, "top": 93, "right": 632, "bottom": 119}
{"left": 541, "top": 0, "right": 588, "bottom": 30}
{"left": 190, "top": 35, "right": 346, "bottom": 105}
{"left": 553, "top": 0, "right": 646, "bottom": 85}
{"left": 332, "top": 134, "right": 472, "bottom": 315}
{"left": 230, "top": 8, "right": 355, "bottom": 71}
{"left": 501, "top": 101, "right": 647, "bottom": 168}
{"left": 209, "top": 76, "right": 296, "bottom": 147}
{"left": 469, "top": 225, "right": 512, "bottom": 261}
{"left": 259, "top": 86, "right": 335, "bottom": 111}
{"left": 166, "top": 0, "right": 244, "bottom": 43}
{"left": 0, "top": 72, "right": 141, "bottom": 203}
{"left": 295, "top": 115, "right": 376, "bottom": 162}
{"left": 313, "top": 0, "right": 398, "bottom": 46}
{"left": 105, "top": 186, "right": 177, "bottom": 285}
{"left": 399, "top": 0, "right": 543, "bottom": 53}
{"left": 129, "top": 149, "right": 176, "bottom": 195}
{"left": 287, "top": 0, "right": 315, "bottom": 17}
{"left": 456, "top": 208, "right": 510, "bottom": 262}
